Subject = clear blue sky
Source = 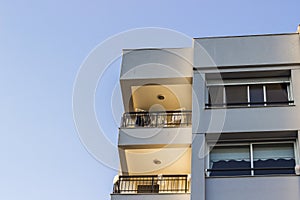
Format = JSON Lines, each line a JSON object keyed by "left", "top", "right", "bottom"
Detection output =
{"left": 0, "top": 0, "right": 299, "bottom": 199}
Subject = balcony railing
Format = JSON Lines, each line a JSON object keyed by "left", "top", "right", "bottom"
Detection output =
{"left": 206, "top": 166, "right": 296, "bottom": 177}
{"left": 121, "top": 111, "right": 192, "bottom": 128}
{"left": 205, "top": 100, "right": 294, "bottom": 108}
{"left": 113, "top": 175, "right": 190, "bottom": 194}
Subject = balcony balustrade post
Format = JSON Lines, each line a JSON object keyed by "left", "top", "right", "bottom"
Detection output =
{"left": 151, "top": 176, "right": 154, "bottom": 193}
{"left": 185, "top": 176, "right": 188, "bottom": 193}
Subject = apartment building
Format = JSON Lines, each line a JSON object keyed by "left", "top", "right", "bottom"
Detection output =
{"left": 111, "top": 25, "right": 300, "bottom": 200}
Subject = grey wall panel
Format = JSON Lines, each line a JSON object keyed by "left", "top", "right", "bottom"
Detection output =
{"left": 194, "top": 34, "right": 300, "bottom": 68}
{"left": 119, "top": 127, "right": 192, "bottom": 147}
{"left": 121, "top": 48, "right": 193, "bottom": 80}
{"left": 191, "top": 134, "right": 206, "bottom": 200}
{"left": 206, "top": 176, "right": 300, "bottom": 200}
{"left": 111, "top": 194, "right": 190, "bottom": 200}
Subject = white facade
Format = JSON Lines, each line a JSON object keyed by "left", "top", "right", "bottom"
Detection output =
{"left": 111, "top": 25, "right": 300, "bottom": 200}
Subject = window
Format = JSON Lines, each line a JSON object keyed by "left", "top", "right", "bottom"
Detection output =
{"left": 207, "top": 142, "right": 296, "bottom": 177}
{"left": 208, "top": 86, "right": 224, "bottom": 106}
{"left": 249, "top": 85, "right": 264, "bottom": 106}
{"left": 206, "top": 71, "right": 293, "bottom": 108}
{"left": 266, "top": 83, "right": 289, "bottom": 105}
{"left": 225, "top": 85, "right": 248, "bottom": 105}
{"left": 209, "top": 145, "right": 251, "bottom": 176}
{"left": 253, "top": 143, "right": 295, "bottom": 175}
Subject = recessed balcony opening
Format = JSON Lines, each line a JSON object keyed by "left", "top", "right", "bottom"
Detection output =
{"left": 121, "top": 84, "right": 192, "bottom": 128}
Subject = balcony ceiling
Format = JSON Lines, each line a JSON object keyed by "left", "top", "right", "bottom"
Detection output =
{"left": 123, "top": 147, "right": 191, "bottom": 175}
{"left": 131, "top": 84, "right": 192, "bottom": 111}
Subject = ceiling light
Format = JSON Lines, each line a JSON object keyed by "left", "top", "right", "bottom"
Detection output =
{"left": 157, "top": 94, "right": 165, "bottom": 100}
{"left": 153, "top": 159, "right": 162, "bottom": 165}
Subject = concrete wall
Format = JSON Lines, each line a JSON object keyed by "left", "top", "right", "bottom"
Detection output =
{"left": 206, "top": 176, "right": 300, "bottom": 200}
{"left": 111, "top": 194, "right": 190, "bottom": 200}
{"left": 191, "top": 134, "right": 205, "bottom": 200}
{"left": 119, "top": 127, "right": 192, "bottom": 147}
{"left": 194, "top": 33, "right": 300, "bottom": 68}
{"left": 121, "top": 48, "right": 193, "bottom": 80}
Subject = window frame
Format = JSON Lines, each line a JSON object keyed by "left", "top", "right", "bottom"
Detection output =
{"left": 206, "top": 140, "right": 298, "bottom": 177}
{"left": 205, "top": 77, "right": 294, "bottom": 108}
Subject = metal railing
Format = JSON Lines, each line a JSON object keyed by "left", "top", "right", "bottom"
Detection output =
{"left": 206, "top": 167, "right": 295, "bottom": 176}
{"left": 205, "top": 100, "right": 294, "bottom": 108}
{"left": 121, "top": 111, "right": 192, "bottom": 128}
{"left": 113, "top": 175, "right": 190, "bottom": 194}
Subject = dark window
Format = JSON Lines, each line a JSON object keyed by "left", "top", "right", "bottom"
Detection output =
{"left": 207, "top": 83, "right": 291, "bottom": 108}
{"left": 210, "top": 146, "right": 251, "bottom": 176}
{"left": 209, "top": 142, "right": 295, "bottom": 177}
{"left": 249, "top": 85, "right": 264, "bottom": 106}
{"left": 266, "top": 83, "right": 289, "bottom": 105}
{"left": 253, "top": 143, "right": 295, "bottom": 175}
{"left": 225, "top": 85, "right": 248, "bottom": 106}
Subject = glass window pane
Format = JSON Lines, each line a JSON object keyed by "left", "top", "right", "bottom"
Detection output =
{"left": 208, "top": 86, "right": 224, "bottom": 106}
{"left": 249, "top": 85, "right": 264, "bottom": 106}
{"left": 253, "top": 143, "right": 295, "bottom": 175}
{"left": 210, "top": 146, "right": 251, "bottom": 176}
{"left": 225, "top": 85, "right": 248, "bottom": 106}
{"left": 266, "top": 83, "right": 288, "bottom": 105}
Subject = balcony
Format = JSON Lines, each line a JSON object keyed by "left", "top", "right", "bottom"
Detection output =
{"left": 121, "top": 111, "right": 192, "bottom": 128}
{"left": 113, "top": 175, "right": 190, "bottom": 194}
